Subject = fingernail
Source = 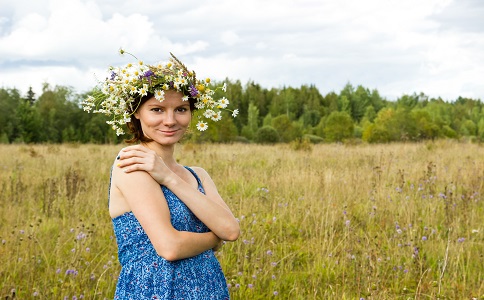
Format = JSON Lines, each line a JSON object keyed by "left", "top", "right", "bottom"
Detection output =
{"left": 116, "top": 155, "right": 120, "bottom": 160}
{"left": 116, "top": 163, "right": 121, "bottom": 167}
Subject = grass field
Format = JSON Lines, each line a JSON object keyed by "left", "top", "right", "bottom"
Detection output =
{"left": 0, "top": 141, "right": 483, "bottom": 299}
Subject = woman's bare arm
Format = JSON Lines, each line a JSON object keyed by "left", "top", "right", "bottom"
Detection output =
{"left": 117, "top": 145, "right": 240, "bottom": 242}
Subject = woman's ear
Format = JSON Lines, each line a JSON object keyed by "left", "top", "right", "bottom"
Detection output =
{"left": 134, "top": 111, "right": 140, "bottom": 119}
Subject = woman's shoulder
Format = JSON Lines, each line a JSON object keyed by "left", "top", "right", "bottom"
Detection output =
{"left": 187, "top": 166, "right": 207, "bottom": 175}
{"left": 187, "top": 166, "right": 215, "bottom": 183}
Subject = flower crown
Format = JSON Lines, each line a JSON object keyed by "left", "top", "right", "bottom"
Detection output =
{"left": 82, "top": 49, "right": 238, "bottom": 136}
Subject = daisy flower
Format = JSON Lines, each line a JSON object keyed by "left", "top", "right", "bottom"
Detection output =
{"left": 211, "top": 112, "right": 222, "bottom": 121}
{"left": 217, "top": 97, "right": 229, "bottom": 108}
{"left": 154, "top": 89, "right": 165, "bottom": 101}
{"left": 196, "top": 121, "right": 208, "bottom": 131}
{"left": 203, "top": 109, "right": 215, "bottom": 118}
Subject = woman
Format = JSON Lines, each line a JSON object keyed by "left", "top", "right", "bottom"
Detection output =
{"left": 83, "top": 50, "right": 240, "bottom": 299}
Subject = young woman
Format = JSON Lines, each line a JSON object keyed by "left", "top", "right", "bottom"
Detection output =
{"left": 83, "top": 51, "right": 240, "bottom": 299}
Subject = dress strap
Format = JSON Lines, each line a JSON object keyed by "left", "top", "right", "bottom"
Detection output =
{"left": 184, "top": 166, "right": 205, "bottom": 194}
{"left": 108, "top": 166, "right": 113, "bottom": 207}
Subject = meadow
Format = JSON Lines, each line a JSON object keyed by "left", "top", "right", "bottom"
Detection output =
{"left": 0, "top": 141, "right": 482, "bottom": 299}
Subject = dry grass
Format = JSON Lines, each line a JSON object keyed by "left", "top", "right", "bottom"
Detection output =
{"left": 0, "top": 141, "right": 483, "bottom": 299}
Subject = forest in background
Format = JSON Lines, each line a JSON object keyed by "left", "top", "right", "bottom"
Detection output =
{"left": 0, "top": 80, "right": 483, "bottom": 144}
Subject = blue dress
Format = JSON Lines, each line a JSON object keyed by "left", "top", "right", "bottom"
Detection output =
{"left": 110, "top": 166, "right": 230, "bottom": 299}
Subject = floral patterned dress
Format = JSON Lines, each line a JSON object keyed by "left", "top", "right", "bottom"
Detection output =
{"left": 110, "top": 167, "right": 229, "bottom": 299}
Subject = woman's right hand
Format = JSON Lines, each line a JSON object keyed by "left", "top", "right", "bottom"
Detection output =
{"left": 116, "top": 145, "right": 172, "bottom": 185}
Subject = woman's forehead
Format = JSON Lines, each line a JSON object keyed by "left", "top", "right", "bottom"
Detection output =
{"left": 145, "top": 95, "right": 188, "bottom": 106}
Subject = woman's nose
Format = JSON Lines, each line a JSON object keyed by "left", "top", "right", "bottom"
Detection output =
{"left": 163, "top": 111, "right": 176, "bottom": 125}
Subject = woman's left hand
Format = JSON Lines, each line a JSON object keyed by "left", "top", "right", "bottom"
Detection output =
{"left": 116, "top": 145, "right": 172, "bottom": 185}
{"left": 212, "top": 239, "right": 224, "bottom": 252}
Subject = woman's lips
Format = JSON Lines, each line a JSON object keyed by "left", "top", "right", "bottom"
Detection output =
{"left": 160, "top": 129, "right": 178, "bottom": 136}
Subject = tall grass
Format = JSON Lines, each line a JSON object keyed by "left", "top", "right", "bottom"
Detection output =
{"left": 0, "top": 141, "right": 482, "bottom": 299}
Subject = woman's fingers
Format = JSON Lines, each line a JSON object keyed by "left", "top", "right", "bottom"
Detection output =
{"left": 119, "top": 146, "right": 154, "bottom": 161}
{"left": 117, "top": 149, "right": 159, "bottom": 173}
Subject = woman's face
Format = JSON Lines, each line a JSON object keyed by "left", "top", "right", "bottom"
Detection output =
{"left": 134, "top": 90, "right": 191, "bottom": 145}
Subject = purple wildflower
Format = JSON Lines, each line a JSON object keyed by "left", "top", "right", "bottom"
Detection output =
{"left": 142, "top": 70, "right": 154, "bottom": 78}
{"left": 76, "top": 232, "right": 86, "bottom": 240}
{"left": 141, "top": 70, "right": 155, "bottom": 85}
{"left": 65, "top": 269, "right": 78, "bottom": 276}
{"left": 189, "top": 84, "right": 199, "bottom": 97}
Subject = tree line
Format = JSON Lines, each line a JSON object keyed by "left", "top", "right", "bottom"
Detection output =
{"left": 1, "top": 81, "right": 483, "bottom": 144}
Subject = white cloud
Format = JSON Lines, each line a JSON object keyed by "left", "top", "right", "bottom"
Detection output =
{"left": 220, "top": 31, "right": 241, "bottom": 46}
{"left": 0, "top": 0, "right": 483, "bottom": 101}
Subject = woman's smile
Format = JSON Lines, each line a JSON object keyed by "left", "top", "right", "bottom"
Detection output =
{"left": 160, "top": 129, "right": 180, "bottom": 136}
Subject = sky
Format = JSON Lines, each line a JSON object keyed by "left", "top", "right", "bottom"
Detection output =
{"left": 0, "top": 0, "right": 483, "bottom": 101}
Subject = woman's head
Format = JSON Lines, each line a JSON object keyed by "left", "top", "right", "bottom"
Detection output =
{"left": 125, "top": 90, "right": 197, "bottom": 144}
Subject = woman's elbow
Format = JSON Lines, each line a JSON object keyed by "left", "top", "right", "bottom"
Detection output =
{"left": 155, "top": 248, "right": 180, "bottom": 262}
{"left": 223, "top": 223, "right": 240, "bottom": 242}
{"left": 153, "top": 240, "right": 182, "bottom": 261}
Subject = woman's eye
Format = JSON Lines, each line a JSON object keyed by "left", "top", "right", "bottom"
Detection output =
{"left": 151, "top": 108, "right": 162, "bottom": 112}
{"left": 177, "top": 107, "right": 188, "bottom": 112}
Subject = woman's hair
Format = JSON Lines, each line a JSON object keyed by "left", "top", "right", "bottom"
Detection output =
{"left": 124, "top": 91, "right": 197, "bottom": 144}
